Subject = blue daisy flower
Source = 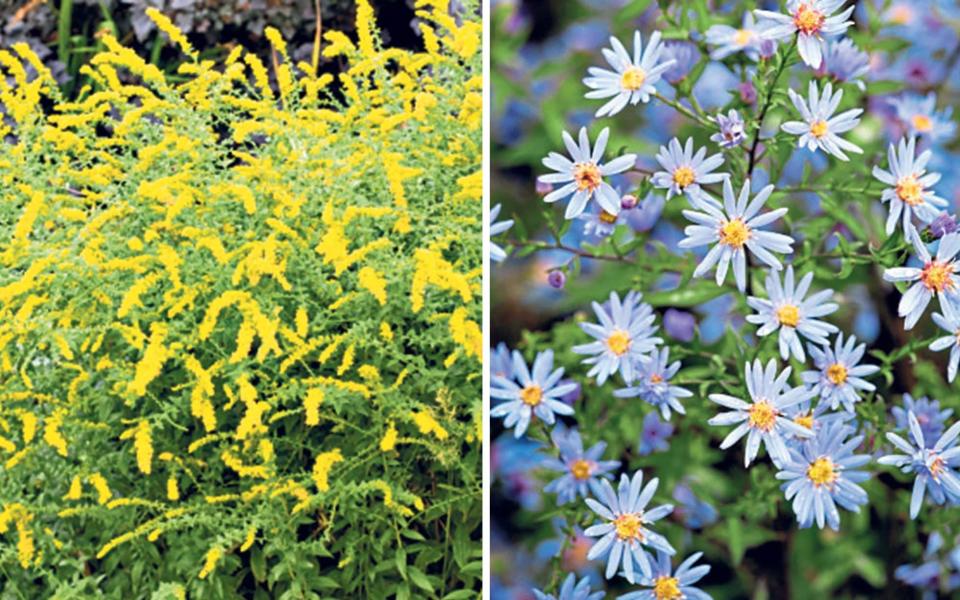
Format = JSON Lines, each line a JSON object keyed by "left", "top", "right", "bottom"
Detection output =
{"left": 490, "top": 203, "right": 514, "bottom": 263}
{"left": 746, "top": 265, "right": 839, "bottom": 362}
{"left": 877, "top": 410, "right": 960, "bottom": 518}
{"left": 637, "top": 412, "right": 674, "bottom": 456}
{"left": 618, "top": 551, "right": 713, "bottom": 600}
{"left": 801, "top": 332, "right": 879, "bottom": 412}
{"left": 613, "top": 347, "right": 692, "bottom": 420}
{"left": 572, "top": 291, "right": 663, "bottom": 385}
{"left": 818, "top": 37, "right": 870, "bottom": 90}
{"left": 776, "top": 420, "right": 871, "bottom": 530}
{"left": 491, "top": 350, "right": 577, "bottom": 438}
{"left": 584, "top": 470, "right": 675, "bottom": 583}
{"left": 930, "top": 297, "right": 960, "bottom": 382}
{"left": 891, "top": 92, "right": 957, "bottom": 143}
{"left": 883, "top": 229, "right": 960, "bottom": 331}
{"left": 710, "top": 109, "right": 746, "bottom": 149}
{"left": 542, "top": 423, "right": 620, "bottom": 505}
{"left": 708, "top": 358, "right": 816, "bottom": 467}
{"left": 705, "top": 11, "right": 763, "bottom": 61}
{"left": 651, "top": 137, "right": 726, "bottom": 202}
{"left": 532, "top": 573, "right": 605, "bottom": 600}
{"left": 491, "top": 342, "right": 514, "bottom": 380}
{"left": 893, "top": 393, "right": 955, "bottom": 443}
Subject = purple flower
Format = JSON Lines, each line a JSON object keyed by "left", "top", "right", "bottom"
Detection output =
{"left": 548, "top": 270, "right": 567, "bottom": 289}
{"left": 929, "top": 212, "right": 959, "bottom": 239}
{"left": 663, "top": 309, "right": 696, "bottom": 342}
{"left": 672, "top": 483, "right": 718, "bottom": 529}
{"left": 818, "top": 38, "right": 870, "bottom": 90}
{"left": 892, "top": 393, "right": 954, "bottom": 443}
{"left": 625, "top": 192, "right": 664, "bottom": 232}
{"left": 710, "top": 109, "right": 746, "bottom": 148}
{"left": 738, "top": 81, "right": 757, "bottom": 104}
{"left": 638, "top": 411, "right": 674, "bottom": 455}
{"left": 541, "top": 423, "right": 620, "bottom": 505}
{"left": 661, "top": 41, "right": 699, "bottom": 85}
{"left": 621, "top": 194, "right": 639, "bottom": 210}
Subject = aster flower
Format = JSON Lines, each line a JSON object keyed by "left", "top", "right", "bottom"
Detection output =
{"left": 583, "top": 31, "right": 676, "bottom": 118}
{"left": 637, "top": 412, "right": 674, "bottom": 456}
{"left": 801, "top": 332, "right": 879, "bottom": 412}
{"left": 818, "top": 37, "right": 870, "bottom": 90}
{"left": 542, "top": 423, "right": 620, "bottom": 505}
{"left": 659, "top": 41, "right": 698, "bottom": 85}
{"left": 710, "top": 109, "right": 746, "bottom": 148}
{"left": 883, "top": 229, "right": 960, "bottom": 330}
{"left": 532, "top": 573, "right": 605, "bottom": 600}
{"left": 491, "top": 350, "right": 577, "bottom": 438}
{"left": 651, "top": 137, "right": 726, "bottom": 201}
{"left": 781, "top": 399, "right": 850, "bottom": 447}
{"left": 746, "top": 266, "right": 839, "bottom": 362}
{"left": 491, "top": 342, "right": 514, "bottom": 380}
{"left": 893, "top": 394, "right": 954, "bottom": 444}
{"left": 672, "top": 483, "right": 718, "bottom": 529}
{"left": 678, "top": 177, "right": 794, "bottom": 293}
{"left": 539, "top": 127, "right": 637, "bottom": 219}
{"left": 490, "top": 203, "right": 514, "bottom": 263}
{"left": 894, "top": 533, "right": 960, "bottom": 600}
{"left": 579, "top": 205, "right": 625, "bottom": 238}
{"left": 584, "top": 470, "right": 675, "bottom": 583}
{"left": 613, "top": 347, "right": 691, "bottom": 420}
{"left": 776, "top": 420, "right": 870, "bottom": 530}
{"left": 891, "top": 92, "right": 957, "bottom": 143}
{"left": 705, "top": 12, "right": 763, "bottom": 60}
{"left": 781, "top": 81, "right": 863, "bottom": 161}
{"left": 708, "top": 358, "right": 816, "bottom": 467}
{"left": 931, "top": 298, "right": 960, "bottom": 382}
{"left": 618, "top": 551, "right": 712, "bottom": 600}
{"left": 755, "top": 1, "right": 855, "bottom": 68}
{"left": 877, "top": 411, "right": 960, "bottom": 518}
{"left": 872, "top": 136, "right": 946, "bottom": 236}
{"left": 572, "top": 291, "right": 663, "bottom": 385}
{"left": 929, "top": 212, "right": 959, "bottom": 239}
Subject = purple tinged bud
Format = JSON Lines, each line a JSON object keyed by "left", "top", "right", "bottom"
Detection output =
{"left": 758, "top": 38, "right": 777, "bottom": 60}
{"left": 620, "top": 194, "right": 638, "bottom": 210}
{"left": 536, "top": 180, "right": 553, "bottom": 195}
{"left": 663, "top": 308, "right": 696, "bottom": 342}
{"left": 929, "top": 212, "right": 958, "bottom": 239}
{"left": 547, "top": 270, "right": 566, "bottom": 289}
{"left": 738, "top": 81, "right": 757, "bottom": 104}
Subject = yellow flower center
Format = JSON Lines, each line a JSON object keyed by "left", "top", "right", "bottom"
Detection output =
{"left": 921, "top": 260, "right": 955, "bottom": 293}
{"left": 570, "top": 459, "right": 592, "bottom": 480}
{"left": 574, "top": 162, "right": 602, "bottom": 192}
{"left": 621, "top": 66, "right": 647, "bottom": 91}
{"left": 519, "top": 385, "right": 543, "bottom": 407}
{"left": 826, "top": 363, "right": 848, "bottom": 385}
{"left": 613, "top": 512, "right": 644, "bottom": 541}
{"left": 930, "top": 454, "right": 946, "bottom": 479}
{"left": 719, "top": 218, "right": 750, "bottom": 248}
{"left": 896, "top": 175, "right": 924, "bottom": 206}
{"left": 807, "top": 457, "right": 839, "bottom": 487}
{"left": 748, "top": 401, "right": 778, "bottom": 431}
{"left": 599, "top": 210, "right": 618, "bottom": 224}
{"left": 776, "top": 304, "right": 800, "bottom": 327}
{"left": 653, "top": 576, "right": 683, "bottom": 600}
{"left": 672, "top": 166, "right": 696, "bottom": 188}
{"left": 734, "top": 29, "right": 754, "bottom": 46}
{"left": 607, "top": 329, "right": 631, "bottom": 356}
{"left": 793, "top": 3, "right": 825, "bottom": 35}
{"left": 794, "top": 413, "right": 814, "bottom": 430}
{"left": 650, "top": 373, "right": 664, "bottom": 384}
{"left": 810, "top": 119, "right": 829, "bottom": 138}
{"left": 911, "top": 114, "right": 933, "bottom": 132}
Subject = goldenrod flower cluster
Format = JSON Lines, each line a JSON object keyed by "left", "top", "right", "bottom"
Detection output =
{"left": 0, "top": 0, "right": 480, "bottom": 594}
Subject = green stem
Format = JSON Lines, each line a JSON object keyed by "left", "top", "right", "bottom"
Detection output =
{"left": 58, "top": 0, "right": 73, "bottom": 65}
{"left": 747, "top": 37, "right": 798, "bottom": 177}
{"left": 654, "top": 92, "right": 713, "bottom": 128}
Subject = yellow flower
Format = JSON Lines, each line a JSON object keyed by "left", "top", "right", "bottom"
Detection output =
{"left": 358, "top": 266, "right": 388, "bottom": 305}
{"left": 311, "top": 449, "right": 344, "bottom": 492}
{"left": 303, "top": 388, "right": 324, "bottom": 426}
{"left": 379, "top": 422, "right": 398, "bottom": 452}
{"left": 145, "top": 8, "right": 198, "bottom": 58}
{"left": 198, "top": 547, "right": 222, "bottom": 579}
{"left": 43, "top": 409, "right": 68, "bottom": 457}
{"left": 410, "top": 410, "right": 449, "bottom": 440}
{"left": 166, "top": 476, "right": 179, "bottom": 501}
{"left": 128, "top": 322, "right": 170, "bottom": 397}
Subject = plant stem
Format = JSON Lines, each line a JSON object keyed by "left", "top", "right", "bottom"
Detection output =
{"left": 747, "top": 38, "right": 797, "bottom": 177}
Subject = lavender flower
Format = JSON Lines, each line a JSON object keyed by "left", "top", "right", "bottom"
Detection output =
{"left": 542, "top": 424, "right": 620, "bottom": 505}
{"left": 638, "top": 412, "right": 674, "bottom": 456}
{"left": 710, "top": 109, "right": 746, "bottom": 148}
{"left": 893, "top": 394, "right": 954, "bottom": 443}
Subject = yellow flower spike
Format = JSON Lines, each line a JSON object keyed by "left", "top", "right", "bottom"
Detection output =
{"left": 303, "top": 388, "right": 324, "bottom": 427}
{"left": 198, "top": 547, "right": 223, "bottom": 579}
{"left": 145, "top": 8, "right": 198, "bottom": 59}
{"left": 64, "top": 476, "right": 83, "bottom": 500}
{"left": 295, "top": 306, "right": 309, "bottom": 338}
{"left": 88, "top": 473, "right": 112, "bottom": 505}
{"left": 18, "top": 411, "right": 36, "bottom": 444}
{"left": 356, "top": 0, "right": 378, "bottom": 58}
{"left": 128, "top": 322, "right": 170, "bottom": 397}
{"left": 358, "top": 266, "right": 388, "bottom": 305}
{"left": 379, "top": 422, "right": 398, "bottom": 452}
{"left": 264, "top": 27, "right": 289, "bottom": 59}
{"left": 43, "top": 409, "right": 68, "bottom": 457}
{"left": 240, "top": 527, "right": 256, "bottom": 552}
{"left": 336, "top": 344, "right": 356, "bottom": 376}
{"left": 166, "top": 476, "right": 180, "bottom": 501}
{"left": 120, "top": 421, "right": 154, "bottom": 475}
{"left": 410, "top": 410, "right": 449, "bottom": 441}
{"left": 449, "top": 307, "right": 481, "bottom": 362}
{"left": 379, "top": 322, "right": 394, "bottom": 341}
{"left": 311, "top": 449, "right": 344, "bottom": 492}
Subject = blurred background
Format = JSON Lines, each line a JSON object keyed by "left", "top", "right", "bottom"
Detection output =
{"left": 490, "top": 0, "right": 960, "bottom": 598}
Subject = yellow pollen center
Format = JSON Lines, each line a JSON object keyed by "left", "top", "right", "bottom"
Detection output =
{"left": 748, "top": 401, "right": 778, "bottom": 431}
{"left": 807, "top": 457, "right": 839, "bottom": 487}
{"left": 930, "top": 454, "right": 945, "bottom": 479}
{"left": 810, "top": 119, "right": 829, "bottom": 138}
{"left": 607, "top": 329, "right": 631, "bottom": 356}
{"left": 826, "top": 363, "right": 848, "bottom": 385}
{"left": 719, "top": 219, "right": 750, "bottom": 248}
{"left": 794, "top": 413, "right": 814, "bottom": 430}
{"left": 672, "top": 166, "right": 696, "bottom": 188}
{"left": 653, "top": 576, "right": 683, "bottom": 600}
{"left": 895, "top": 175, "right": 924, "bottom": 206}
{"left": 650, "top": 374, "right": 664, "bottom": 384}
{"left": 574, "top": 162, "right": 602, "bottom": 192}
{"left": 613, "top": 512, "right": 644, "bottom": 541}
{"left": 621, "top": 66, "right": 647, "bottom": 91}
{"left": 793, "top": 4, "right": 825, "bottom": 35}
{"left": 776, "top": 304, "right": 800, "bottom": 328}
{"left": 734, "top": 29, "right": 753, "bottom": 46}
{"left": 599, "top": 211, "right": 618, "bottom": 224}
{"left": 912, "top": 114, "right": 933, "bottom": 132}
{"left": 519, "top": 385, "right": 543, "bottom": 407}
{"left": 921, "top": 261, "right": 955, "bottom": 293}
{"left": 570, "top": 459, "right": 592, "bottom": 480}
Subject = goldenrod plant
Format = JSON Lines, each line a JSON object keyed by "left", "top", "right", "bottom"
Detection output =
{"left": 0, "top": 1, "right": 481, "bottom": 596}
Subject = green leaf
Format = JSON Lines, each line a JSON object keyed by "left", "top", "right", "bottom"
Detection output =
{"left": 644, "top": 282, "right": 728, "bottom": 308}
